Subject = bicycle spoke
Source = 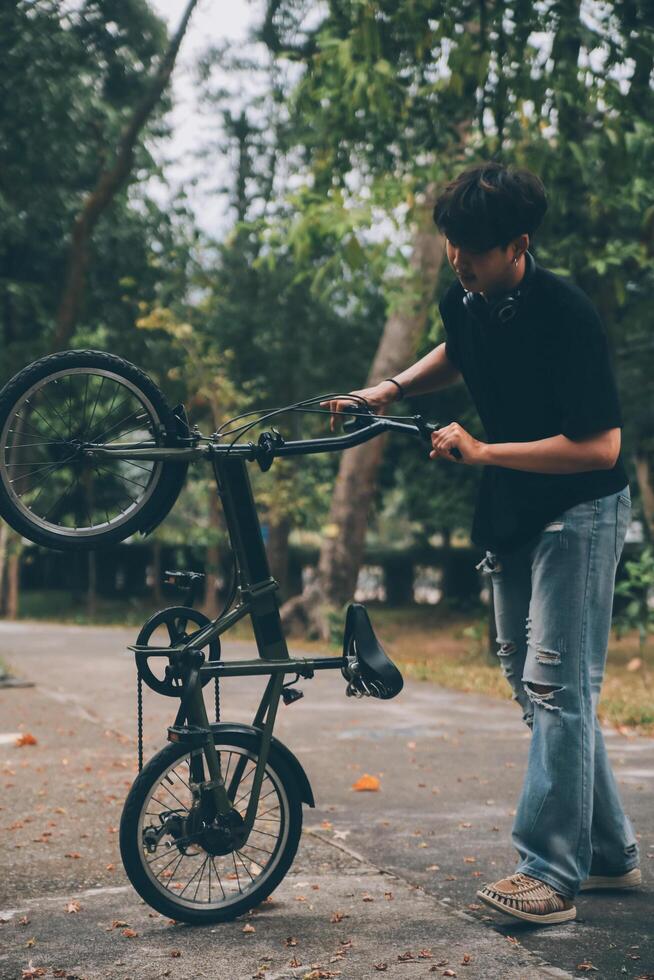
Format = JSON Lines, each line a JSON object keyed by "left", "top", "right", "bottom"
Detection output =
{"left": 39, "top": 385, "right": 73, "bottom": 438}
{"left": 83, "top": 376, "right": 105, "bottom": 440}
{"left": 92, "top": 461, "right": 147, "bottom": 492}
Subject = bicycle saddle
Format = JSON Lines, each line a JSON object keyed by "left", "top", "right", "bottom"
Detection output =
{"left": 341, "top": 602, "right": 404, "bottom": 699}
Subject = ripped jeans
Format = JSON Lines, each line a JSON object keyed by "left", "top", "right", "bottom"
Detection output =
{"left": 477, "top": 486, "right": 639, "bottom": 898}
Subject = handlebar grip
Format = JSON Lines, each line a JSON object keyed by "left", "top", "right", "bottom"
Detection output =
{"left": 422, "top": 421, "right": 462, "bottom": 460}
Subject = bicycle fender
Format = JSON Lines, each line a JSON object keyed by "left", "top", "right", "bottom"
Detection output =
{"left": 209, "top": 722, "right": 315, "bottom": 808}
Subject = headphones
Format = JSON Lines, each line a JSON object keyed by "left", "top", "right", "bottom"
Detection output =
{"left": 462, "top": 250, "right": 536, "bottom": 325}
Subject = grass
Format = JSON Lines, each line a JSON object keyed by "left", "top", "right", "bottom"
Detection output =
{"left": 15, "top": 593, "right": 654, "bottom": 736}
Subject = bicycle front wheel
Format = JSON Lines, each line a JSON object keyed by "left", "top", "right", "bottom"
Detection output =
{"left": 0, "top": 349, "right": 186, "bottom": 550}
{"left": 119, "top": 730, "right": 303, "bottom": 924}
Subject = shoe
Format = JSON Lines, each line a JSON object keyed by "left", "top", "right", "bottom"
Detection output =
{"left": 579, "top": 867, "right": 642, "bottom": 891}
{"left": 477, "top": 872, "right": 576, "bottom": 925}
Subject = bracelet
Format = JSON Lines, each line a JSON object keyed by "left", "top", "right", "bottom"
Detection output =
{"left": 384, "top": 378, "right": 406, "bottom": 400}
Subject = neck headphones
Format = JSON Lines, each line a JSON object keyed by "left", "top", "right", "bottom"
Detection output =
{"left": 462, "top": 250, "right": 536, "bottom": 325}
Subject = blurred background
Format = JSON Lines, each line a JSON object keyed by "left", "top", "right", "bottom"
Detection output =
{"left": 1, "top": 0, "right": 653, "bottom": 731}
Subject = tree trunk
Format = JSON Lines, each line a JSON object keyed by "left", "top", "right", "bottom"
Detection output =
{"left": 87, "top": 550, "right": 97, "bottom": 620}
{"left": 0, "top": 521, "right": 7, "bottom": 615}
{"left": 280, "top": 185, "right": 446, "bottom": 638}
{"left": 6, "top": 549, "right": 20, "bottom": 620}
{"left": 53, "top": 0, "right": 199, "bottom": 349}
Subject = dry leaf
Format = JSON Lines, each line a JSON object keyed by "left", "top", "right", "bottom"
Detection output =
{"left": 109, "top": 920, "right": 129, "bottom": 929}
{"left": 442, "top": 972, "right": 457, "bottom": 978}
{"left": 330, "top": 911, "right": 347, "bottom": 923}
{"left": 627, "top": 657, "right": 642, "bottom": 671}
{"left": 576, "top": 963, "right": 599, "bottom": 973}
{"left": 463, "top": 856, "right": 476, "bottom": 864}
{"left": 362, "top": 894, "right": 374, "bottom": 902}
{"left": 461, "top": 953, "right": 472, "bottom": 964}
{"left": 15, "top": 733, "right": 38, "bottom": 747}
{"left": 351, "top": 774, "right": 380, "bottom": 792}
{"left": 65, "top": 901, "right": 80, "bottom": 913}
{"left": 170, "top": 950, "right": 181, "bottom": 958}
{"left": 243, "top": 923, "right": 256, "bottom": 934}
{"left": 122, "top": 928, "right": 138, "bottom": 938}
{"left": 418, "top": 949, "right": 433, "bottom": 958}
{"left": 398, "top": 951, "right": 415, "bottom": 961}
{"left": 21, "top": 963, "right": 46, "bottom": 978}
{"left": 284, "top": 937, "right": 298, "bottom": 947}
{"left": 373, "top": 965, "right": 388, "bottom": 972}
{"left": 64, "top": 852, "right": 81, "bottom": 860}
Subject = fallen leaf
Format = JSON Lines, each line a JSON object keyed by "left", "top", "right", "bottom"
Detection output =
{"left": 65, "top": 901, "right": 80, "bottom": 913}
{"left": 442, "top": 972, "right": 457, "bottom": 978}
{"left": 398, "top": 951, "right": 415, "bottom": 961}
{"left": 109, "top": 920, "right": 129, "bottom": 929}
{"left": 21, "top": 962, "right": 46, "bottom": 978}
{"left": 418, "top": 949, "right": 433, "bottom": 958}
{"left": 461, "top": 953, "right": 472, "bottom": 964}
{"left": 170, "top": 950, "right": 181, "bottom": 958}
{"left": 351, "top": 774, "right": 380, "bottom": 792}
{"left": 64, "top": 852, "right": 81, "bottom": 860}
{"left": 627, "top": 657, "right": 642, "bottom": 671}
{"left": 362, "top": 894, "right": 374, "bottom": 902}
{"left": 463, "top": 856, "right": 476, "bottom": 864}
{"left": 284, "top": 937, "right": 298, "bottom": 947}
{"left": 18, "top": 916, "right": 31, "bottom": 926}
{"left": 15, "top": 733, "right": 38, "bottom": 747}
{"left": 576, "top": 963, "right": 599, "bottom": 973}
{"left": 122, "top": 928, "right": 138, "bottom": 938}
{"left": 330, "top": 911, "right": 347, "bottom": 923}
{"left": 373, "top": 965, "right": 388, "bottom": 972}
{"left": 243, "top": 923, "right": 256, "bottom": 934}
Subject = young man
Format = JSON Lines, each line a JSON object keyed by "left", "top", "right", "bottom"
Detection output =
{"left": 322, "top": 162, "right": 640, "bottom": 926}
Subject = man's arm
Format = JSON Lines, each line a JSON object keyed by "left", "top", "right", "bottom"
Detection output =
{"left": 479, "top": 428, "right": 621, "bottom": 474}
{"left": 392, "top": 342, "right": 462, "bottom": 397}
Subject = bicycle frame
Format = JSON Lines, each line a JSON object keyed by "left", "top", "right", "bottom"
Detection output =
{"left": 114, "top": 413, "right": 435, "bottom": 838}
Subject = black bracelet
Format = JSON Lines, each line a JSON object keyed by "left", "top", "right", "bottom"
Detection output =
{"left": 384, "top": 378, "right": 406, "bottom": 400}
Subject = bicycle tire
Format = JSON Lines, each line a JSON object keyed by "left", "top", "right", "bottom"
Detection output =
{"left": 119, "top": 729, "right": 303, "bottom": 924}
{"left": 0, "top": 349, "right": 187, "bottom": 550}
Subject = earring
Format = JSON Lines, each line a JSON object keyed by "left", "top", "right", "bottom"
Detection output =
{"left": 513, "top": 255, "right": 519, "bottom": 266}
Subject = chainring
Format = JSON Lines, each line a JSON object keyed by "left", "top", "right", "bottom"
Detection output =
{"left": 134, "top": 606, "right": 220, "bottom": 697}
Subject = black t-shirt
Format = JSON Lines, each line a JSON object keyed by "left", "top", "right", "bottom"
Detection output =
{"left": 439, "top": 259, "right": 629, "bottom": 554}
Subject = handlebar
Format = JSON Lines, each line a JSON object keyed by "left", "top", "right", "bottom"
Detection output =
{"left": 87, "top": 405, "right": 463, "bottom": 469}
{"left": 247, "top": 405, "right": 462, "bottom": 470}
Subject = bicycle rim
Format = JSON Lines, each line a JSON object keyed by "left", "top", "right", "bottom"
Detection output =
{"left": 0, "top": 368, "right": 164, "bottom": 540}
{"left": 138, "top": 745, "right": 289, "bottom": 913}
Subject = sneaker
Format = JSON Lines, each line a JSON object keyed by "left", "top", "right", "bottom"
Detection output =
{"left": 579, "top": 867, "right": 642, "bottom": 891}
{"left": 477, "top": 872, "right": 576, "bottom": 925}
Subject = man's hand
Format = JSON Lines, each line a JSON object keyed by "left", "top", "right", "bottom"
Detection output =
{"left": 430, "top": 422, "right": 486, "bottom": 465}
{"left": 319, "top": 382, "right": 398, "bottom": 433}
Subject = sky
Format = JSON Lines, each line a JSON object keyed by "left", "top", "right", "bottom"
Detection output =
{"left": 147, "top": 0, "right": 257, "bottom": 234}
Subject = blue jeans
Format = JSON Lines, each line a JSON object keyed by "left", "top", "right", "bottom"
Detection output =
{"left": 477, "top": 486, "right": 639, "bottom": 898}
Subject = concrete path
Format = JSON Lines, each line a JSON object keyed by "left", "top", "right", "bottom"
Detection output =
{"left": 0, "top": 621, "right": 652, "bottom": 980}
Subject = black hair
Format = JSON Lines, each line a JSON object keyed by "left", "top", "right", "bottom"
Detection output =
{"left": 433, "top": 161, "right": 548, "bottom": 252}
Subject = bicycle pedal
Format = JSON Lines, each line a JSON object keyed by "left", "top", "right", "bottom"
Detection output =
{"left": 281, "top": 687, "right": 304, "bottom": 706}
{"left": 167, "top": 724, "right": 211, "bottom": 747}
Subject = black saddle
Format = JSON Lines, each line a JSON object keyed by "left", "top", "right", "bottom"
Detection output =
{"left": 341, "top": 603, "right": 404, "bottom": 699}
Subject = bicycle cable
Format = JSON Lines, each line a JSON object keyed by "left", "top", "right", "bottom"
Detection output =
{"left": 220, "top": 393, "right": 421, "bottom": 455}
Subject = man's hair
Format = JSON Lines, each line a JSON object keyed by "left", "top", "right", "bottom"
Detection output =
{"left": 433, "top": 162, "right": 548, "bottom": 252}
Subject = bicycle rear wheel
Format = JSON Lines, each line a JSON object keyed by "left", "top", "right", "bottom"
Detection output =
{"left": 119, "top": 730, "right": 303, "bottom": 924}
{"left": 0, "top": 349, "right": 186, "bottom": 550}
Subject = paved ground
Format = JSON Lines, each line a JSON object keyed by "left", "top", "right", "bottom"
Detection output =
{"left": 0, "top": 621, "right": 652, "bottom": 980}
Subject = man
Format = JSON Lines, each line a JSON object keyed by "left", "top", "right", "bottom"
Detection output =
{"left": 321, "top": 161, "right": 640, "bottom": 926}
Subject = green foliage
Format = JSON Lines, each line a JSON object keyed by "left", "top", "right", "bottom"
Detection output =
{"left": 614, "top": 546, "right": 654, "bottom": 652}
